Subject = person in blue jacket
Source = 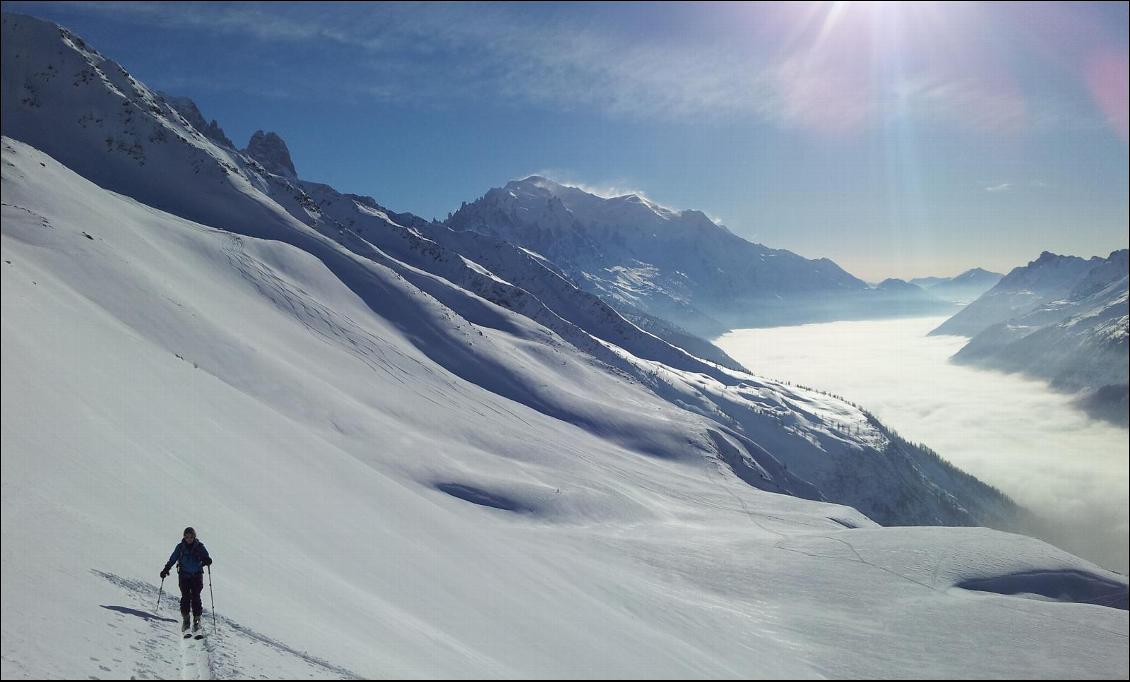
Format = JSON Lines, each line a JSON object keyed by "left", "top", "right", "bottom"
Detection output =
{"left": 160, "top": 527, "right": 212, "bottom": 632}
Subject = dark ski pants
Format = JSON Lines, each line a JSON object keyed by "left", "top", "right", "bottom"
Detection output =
{"left": 178, "top": 572, "right": 204, "bottom": 617}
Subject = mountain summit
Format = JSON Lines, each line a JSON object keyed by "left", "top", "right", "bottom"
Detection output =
{"left": 932, "top": 252, "right": 1104, "bottom": 337}
{"left": 448, "top": 176, "right": 869, "bottom": 334}
{"left": 245, "top": 130, "right": 296, "bottom": 177}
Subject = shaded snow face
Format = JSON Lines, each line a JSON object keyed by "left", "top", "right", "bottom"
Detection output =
{"left": 717, "top": 316, "right": 1130, "bottom": 573}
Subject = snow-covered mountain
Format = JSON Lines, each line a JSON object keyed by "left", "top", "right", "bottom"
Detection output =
{"left": 931, "top": 252, "right": 1103, "bottom": 337}
{"left": 932, "top": 267, "right": 1003, "bottom": 302}
{"left": 2, "top": 13, "right": 1127, "bottom": 679}
{"left": 911, "top": 267, "right": 1003, "bottom": 304}
{"left": 448, "top": 176, "right": 956, "bottom": 333}
{"left": 938, "top": 250, "right": 1128, "bottom": 425}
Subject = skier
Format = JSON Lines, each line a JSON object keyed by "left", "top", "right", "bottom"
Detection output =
{"left": 160, "top": 527, "right": 212, "bottom": 634}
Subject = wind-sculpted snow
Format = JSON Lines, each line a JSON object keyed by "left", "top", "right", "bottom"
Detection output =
{"left": 2, "top": 13, "right": 1127, "bottom": 678}
{"left": 435, "top": 483, "right": 541, "bottom": 514}
{"left": 956, "top": 570, "right": 1128, "bottom": 610}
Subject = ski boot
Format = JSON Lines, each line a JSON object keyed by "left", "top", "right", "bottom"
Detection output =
{"left": 192, "top": 614, "right": 202, "bottom": 633}
{"left": 181, "top": 613, "right": 190, "bottom": 633}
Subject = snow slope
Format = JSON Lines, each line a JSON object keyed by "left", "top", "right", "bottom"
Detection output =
{"left": 4, "top": 136, "right": 1127, "bottom": 680}
{"left": 2, "top": 12, "right": 1128, "bottom": 678}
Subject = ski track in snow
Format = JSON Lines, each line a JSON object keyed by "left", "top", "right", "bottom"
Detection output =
{"left": 180, "top": 630, "right": 211, "bottom": 681}
{"left": 92, "top": 571, "right": 360, "bottom": 680}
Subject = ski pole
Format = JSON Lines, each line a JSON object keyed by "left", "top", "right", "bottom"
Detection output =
{"left": 156, "top": 576, "right": 165, "bottom": 613}
{"left": 207, "top": 565, "right": 217, "bottom": 631}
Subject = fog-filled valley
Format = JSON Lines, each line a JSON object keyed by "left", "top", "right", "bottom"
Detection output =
{"left": 718, "top": 317, "right": 1129, "bottom": 573}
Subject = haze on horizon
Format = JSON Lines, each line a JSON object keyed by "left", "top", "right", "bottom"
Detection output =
{"left": 2, "top": 0, "right": 1127, "bottom": 281}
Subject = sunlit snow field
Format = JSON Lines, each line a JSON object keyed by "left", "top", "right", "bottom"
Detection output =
{"left": 718, "top": 316, "right": 1129, "bottom": 574}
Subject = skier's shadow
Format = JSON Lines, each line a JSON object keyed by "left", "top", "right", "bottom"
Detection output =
{"left": 100, "top": 605, "right": 177, "bottom": 623}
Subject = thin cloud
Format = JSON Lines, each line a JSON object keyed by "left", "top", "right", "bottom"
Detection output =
{"left": 520, "top": 171, "right": 699, "bottom": 220}
{"left": 522, "top": 169, "right": 652, "bottom": 202}
{"left": 20, "top": 1, "right": 1120, "bottom": 134}
{"left": 984, "top": 183, "right": 1013, "bottom": 192}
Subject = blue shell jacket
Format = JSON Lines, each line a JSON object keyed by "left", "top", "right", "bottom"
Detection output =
{"left": 164, "top": 539, "right": 211, "bottom": 576}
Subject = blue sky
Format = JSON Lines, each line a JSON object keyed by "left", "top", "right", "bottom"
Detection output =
{"left": 4, "top": 1, "right": 1127, "bottom": 280}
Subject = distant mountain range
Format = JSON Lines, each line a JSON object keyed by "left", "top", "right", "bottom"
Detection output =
{"left": 932, "top": 250, "right": 1129, "bottom": 425}
{"left": 448, "top": 176, "right": 956, "bottom": 335}
{"left": 910, "top": 268, "right": 1003, "bottom": 304}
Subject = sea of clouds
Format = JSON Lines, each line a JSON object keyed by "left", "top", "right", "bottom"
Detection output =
{"left": 718, "top": 316, "right": 1129, "bottom": 574}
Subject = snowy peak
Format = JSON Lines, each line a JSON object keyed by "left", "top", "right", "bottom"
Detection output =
{"left": 449, "top": 175, "right": 870, "bottom": 334}
{"left": 501, "top": 175, "right": 685, "bottom": 224}
{"left": 932, "top": 250, "right": 1107, "bottom": 337}
{"left": 1, "top": 11, "right": 316, "bottom": 247}
{"left": 510, "top": 174, "right": 563, "bottom": 194}
{"left": 245, "top": 130, "right": 296, "bottom": 177}
{"left": 990, "top": 251, "right": 1103, "bottom": 300}
{"left": 1068, "top": 248, "right": 1128, "bottom": 301}
{"left": 1015, "top": 251, "right": 1094, "bottom": 281}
